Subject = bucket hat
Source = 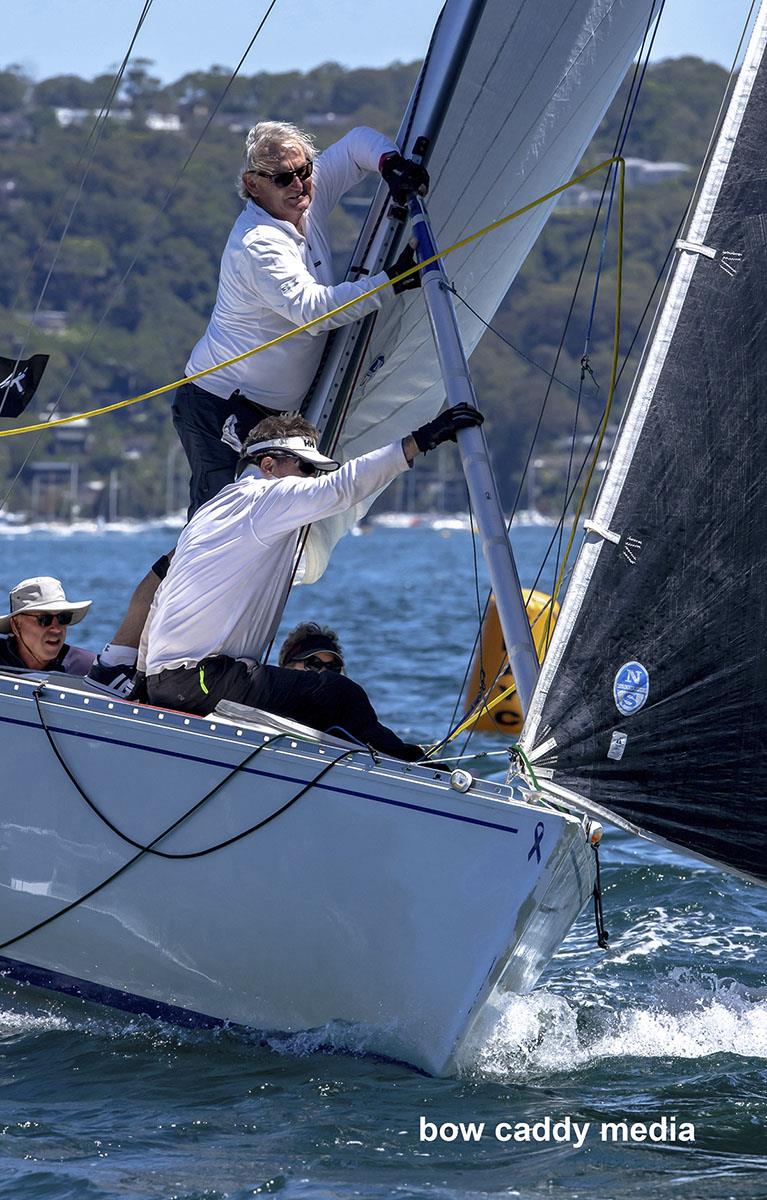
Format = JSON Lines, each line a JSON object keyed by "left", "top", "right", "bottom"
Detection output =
{"left": 0, "top": 576, "right": 92, "bottom": 634}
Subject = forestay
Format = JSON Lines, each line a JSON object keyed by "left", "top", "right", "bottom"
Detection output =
{"left": 301, "top": 0, "right": 658, "bottom": 578}
{"left": 521, "top": 1, "right": 767, "bottom": 887}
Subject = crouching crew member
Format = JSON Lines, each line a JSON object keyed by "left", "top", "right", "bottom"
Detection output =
{"left": 143, "top": 405, "right": 482, "bottom": 760}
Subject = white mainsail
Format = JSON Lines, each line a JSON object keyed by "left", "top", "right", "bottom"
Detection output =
{"left": 300, "top": 0, "right": 658, "bottom": 580}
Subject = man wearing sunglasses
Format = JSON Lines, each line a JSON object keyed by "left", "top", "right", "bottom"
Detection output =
{"left": 143, "top": 404, "right": 481, "bottom": 759}
{"left": 175, "top": 120, "right": 428, "bottom": 520}
{"left": 0, "top": 577, "right": 95, "bottom": 675}
{"left": 87, "top": 122, "right": 427, "bottom": 698}
{"left": 277, "top": 622, "right": 424, "bottom": 761}
{"left": 279, "top": 623, "right": 345, "bottom": 673}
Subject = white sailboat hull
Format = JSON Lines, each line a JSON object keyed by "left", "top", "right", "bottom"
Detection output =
{"left": 0, "top": 674, "right": 595, "bottom": 1074}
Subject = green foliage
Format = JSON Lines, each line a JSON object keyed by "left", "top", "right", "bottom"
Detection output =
{"left": 0, "top": 69, "right": 29, "bottom": 112}
{"left": 0, "top": 55, "right": 731, "bottom": 516}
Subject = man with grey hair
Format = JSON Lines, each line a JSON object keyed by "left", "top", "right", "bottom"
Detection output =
{"left": 173, "top": 120, "right": 428, "bottom": 518}
{"left": 87, "top": 122, "right": 427, "bottom": 697}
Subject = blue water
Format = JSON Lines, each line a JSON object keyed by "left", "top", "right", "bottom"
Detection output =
{"left": 1, "top": 525, "right": 765, "bottom": 1200}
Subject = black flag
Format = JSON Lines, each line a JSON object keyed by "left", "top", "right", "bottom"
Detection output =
{"left": 0, "top": 354, "right": 49, "bottom": 418}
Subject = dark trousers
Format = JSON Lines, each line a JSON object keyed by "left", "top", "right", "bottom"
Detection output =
{"left": 147, "top": 656, "right": 423, "bottom": 761}
{"left": 171, "top": 381, "right": 275, "bottom": 518}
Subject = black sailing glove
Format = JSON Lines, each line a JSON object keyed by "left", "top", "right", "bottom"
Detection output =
{"left": 385, "top": 244, "right": 421, "bottom": 294}
{"left": 379, "top": 152, "right": 430, "bottom": 203}
{"left": 411, "top": 403, "right": 484, "bottom": 453}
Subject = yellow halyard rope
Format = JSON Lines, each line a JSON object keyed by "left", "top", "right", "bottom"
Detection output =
{"left": 0, "top": 157, "right": 624, "bottom": 440}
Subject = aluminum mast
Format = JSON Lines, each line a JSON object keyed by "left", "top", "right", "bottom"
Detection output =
{"left": 409, "top": 193, "right": 539, "bottom": 714}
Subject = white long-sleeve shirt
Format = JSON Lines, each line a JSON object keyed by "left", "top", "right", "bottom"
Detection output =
{"left": 144, "top": 441, "right": 410, "bottom": 675}
{"left": 185, "top": 126, "right": 396, "bottom": 407}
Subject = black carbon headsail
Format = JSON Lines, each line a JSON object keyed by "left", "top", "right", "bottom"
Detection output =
{"left": 521, "top": 4, "right": 767, "bottom": 886}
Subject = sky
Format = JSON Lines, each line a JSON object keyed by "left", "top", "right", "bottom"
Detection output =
{"left": 2, "top": 0, "right": 758, "bottom": 83}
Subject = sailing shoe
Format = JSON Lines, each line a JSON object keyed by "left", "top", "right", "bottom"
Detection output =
{"left": 85, "top": 656, "right": 137, "bottom": 699}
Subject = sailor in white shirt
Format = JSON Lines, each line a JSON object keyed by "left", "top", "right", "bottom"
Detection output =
{"left": 145, "top": 405, "right": 483, "bottom": 759}
{"left": 174, "top": 120, "right": 428, "bottom": 517}
{"left": 86, "top": 123, "right": 426, "bottom": 696}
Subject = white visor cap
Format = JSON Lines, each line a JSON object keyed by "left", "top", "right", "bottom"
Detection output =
{"left": 246, "top": 436, "right": 339, "bottom": 472}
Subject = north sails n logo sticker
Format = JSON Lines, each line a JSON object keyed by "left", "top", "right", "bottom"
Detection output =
{"left": 613, "top": 661, "right": 649, "bottom": 716}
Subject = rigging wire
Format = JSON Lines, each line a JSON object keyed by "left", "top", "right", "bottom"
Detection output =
{"left": 0, "top": 0, "right": 157, "bottom": 420}
{"left": 505, "top": 0, "right": 666, "bottom": 532}
{"left": 437, "top": 1, "right": 668, "bottom": 753}
{"left": 442, "top": 0, "right": 755, "bottom": 746}
{"left": 444, "top": 287, "right": 586, "bottom": 397}
{"left": 543, "top": 2, "right": 666, "bottom": 646}
{"left": 613, "top": 0, "right": 760, "bottom": 397}
{"left": 0, "top": 0, "right": 282, "bottom": 513}
{"left": 439, "top": 389, "right": 610, "bottom": 753}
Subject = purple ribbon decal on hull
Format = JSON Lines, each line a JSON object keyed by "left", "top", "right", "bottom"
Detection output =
{"left": 528, "top": 821, "right": 545, "bottom": 863}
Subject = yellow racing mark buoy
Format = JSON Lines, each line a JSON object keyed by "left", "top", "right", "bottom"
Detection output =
{"left": 463, "top": 590, "right": 558, "bottom": 735}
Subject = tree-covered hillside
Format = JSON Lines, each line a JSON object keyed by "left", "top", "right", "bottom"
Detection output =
{"left": 0, "top": 55, "right": 727, "bottom": 517}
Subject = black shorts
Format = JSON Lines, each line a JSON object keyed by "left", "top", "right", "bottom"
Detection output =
{"left": 147, "top": 656, "right": 423, "bottom": 761}
{"left": 171, "top": 381, "right": 276, "bottom": 518}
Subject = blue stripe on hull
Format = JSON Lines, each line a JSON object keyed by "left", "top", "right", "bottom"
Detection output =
{"left": 0, "top": 953, "right": 226, "bottom": 1030}
{"left": 0, "top": 711, "right": 519, "bottom": 836}
{"left": 0, "top": 954, "right": 428, "bottom": 1073}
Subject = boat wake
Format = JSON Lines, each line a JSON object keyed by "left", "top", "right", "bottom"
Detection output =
{"left": 1, "top": 968, "right": 765, "bottom": 1081}
{"left": 457, "top": 971, "right": 767, "bottom": 1080}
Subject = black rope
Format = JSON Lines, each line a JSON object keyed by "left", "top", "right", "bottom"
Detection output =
{"left": 31, "top": 684, "right": 363, "bottom": 859}
{"left": 0, "top": 689, "right": 356, "bottom": 952}
{"left": 592, "top": 842, "right": 609, "bottom": 949}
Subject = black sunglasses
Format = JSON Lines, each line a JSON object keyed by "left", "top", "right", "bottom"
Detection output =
{"left": 265, "top": 450, "right": 317, "bottom": 477}
{"left": 256, "top": 159, "right": 314, "bottom": 189}
{"left": 299, "top": 654, "right": 343, "bottom": 673}
{"left": 29, "top": 611, "right": 74, "bottom": 627}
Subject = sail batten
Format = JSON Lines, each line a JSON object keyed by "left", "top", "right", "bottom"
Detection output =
{"left": 521, "top": 0, "right": 767, "bottom": 886}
